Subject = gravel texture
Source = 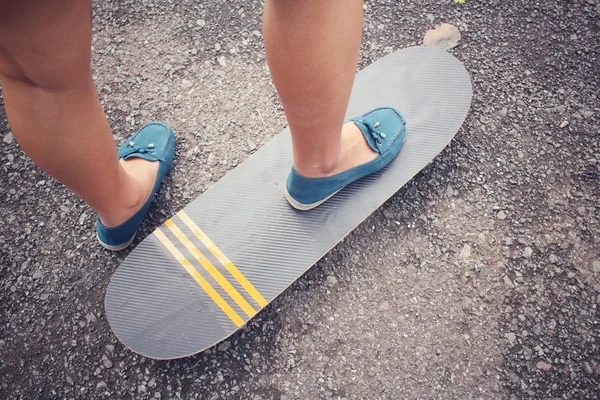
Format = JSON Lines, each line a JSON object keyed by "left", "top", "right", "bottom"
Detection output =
{"left": 1, "top": 0, "right": 599, "bottom": 399}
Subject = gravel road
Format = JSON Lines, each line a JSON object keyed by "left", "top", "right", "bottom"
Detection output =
{"left": 1, "top": 0, "right": 599, "bottom": 399}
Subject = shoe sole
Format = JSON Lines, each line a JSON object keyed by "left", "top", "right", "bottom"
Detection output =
{"left": 284, "top": 186, "right": 342, "bottom": 211}
{"left": 97, "top": 232, "right": 136, "bottom": 251}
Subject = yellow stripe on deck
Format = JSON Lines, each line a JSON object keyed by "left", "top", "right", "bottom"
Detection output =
{"left": 164, "top": 219, "right": 257, "bottom": 318}
{"left": 177, "top": 210, "right": 268, "bottom": 308}
{"left": 153, "top": 228, "right": 245, "bottom": 327}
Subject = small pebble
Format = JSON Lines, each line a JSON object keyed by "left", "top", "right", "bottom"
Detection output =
{"left": 78, "top": 212, "right": 87, "bottom": 226}
{"left": 186, "top": 146, "right": 199, "bottom": 159}
{"left": 459, "top": 244, "right": 471, "bottom": 259}
{"left": 504, "top": 276, "right": 515, "bottom": 288}
{"left": 536, "top": 361, "right": 552, "bottom": 372}
{"left": 217, "top": 341, "right": 231, "bottom": 352}
{"left": 3, "top": 132, "right": 14, "bottom": 145}
{"left": 583, "top": 110, "right": 594, "bottom": 119}
{"left": 560, "top": 121, "right": 569, "bottom": 128}
{"left": 102, "top": 357, "right": 113, "bottom": 369}
{"left": 505, "top": 332, "right": 516, "bottom": 345}
{"left": 547, "top": 105, "right": 566, "bottom": 113}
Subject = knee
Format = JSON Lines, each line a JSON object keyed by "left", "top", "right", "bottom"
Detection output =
{"left": 0, "top": 1, "right": 93, "bottom": 90}
{"left": 0, "top": 48, "right": 92, "bottom": 91}
{"left": 0, "top": 50, "right": 30, "bottom": 84}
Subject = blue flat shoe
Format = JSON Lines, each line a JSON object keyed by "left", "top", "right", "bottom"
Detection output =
{"left": 96, "top": 121, "right": 176, "bottom": 251}
{"left": 284, "top": 107, "right": 406, "bottom": 210}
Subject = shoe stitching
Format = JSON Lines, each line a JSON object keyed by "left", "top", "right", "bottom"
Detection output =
{"left": 354, "top": 107, "right": 406, "bottom": 156}
{"left": 119, "top": 122, "right": 172, "bottom": 160}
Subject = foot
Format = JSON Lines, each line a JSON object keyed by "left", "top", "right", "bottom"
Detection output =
{"left": 285, "top": 107, "right": 407, "bottom": 210}
{"left": 96, "top": 121, "right": 176, "bottom": 250}
{"left": 305, "top": 121, "right": 379, "bottom": 178}
{"left": 98, "top": 158, "right": 160, "bottom": 228}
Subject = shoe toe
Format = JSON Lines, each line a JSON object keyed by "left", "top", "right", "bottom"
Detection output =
{"left": 118, "top": 121, "right": 175, "bottom": 160}
{"left": 368, "top": 107, "right": 406, "bottom": 152}
{"left": 353, "top": 107, "right": 406, "bottom": 156}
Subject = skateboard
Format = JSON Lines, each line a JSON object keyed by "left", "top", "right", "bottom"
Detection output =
{"left": 104, "top": 45, "right": 473, "bottom": 360}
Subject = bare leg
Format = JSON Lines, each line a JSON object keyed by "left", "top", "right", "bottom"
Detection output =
{"left": 263, "top": 0, "right": 376, "bottom": 178}
{"left": 0, "top": 0, "right": 159, "bottom": 228}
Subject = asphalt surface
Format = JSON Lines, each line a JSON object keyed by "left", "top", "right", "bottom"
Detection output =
{"left": 1, "top": 0, "right": 599, "bottom": 399}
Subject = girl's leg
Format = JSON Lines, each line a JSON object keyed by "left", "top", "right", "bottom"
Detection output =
{"left": 0, "top": 0, "right": 160, "bottom": 228}
{"left": 262, "top": 0, "right": 377, "bottom": 179}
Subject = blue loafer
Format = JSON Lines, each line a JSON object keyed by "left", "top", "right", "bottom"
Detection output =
{"left": 96, "top": 121, "right": 176, "bottom": 251}
{"left": 284, "top": 107, "right": 406, "bottom": 210}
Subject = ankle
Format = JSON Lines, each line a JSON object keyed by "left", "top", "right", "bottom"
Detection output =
{"left": 97, "top": 172, "right": 145, "bottom": 227}
{"left": 294, "top": 158, "right": 340, "bottom": 178}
